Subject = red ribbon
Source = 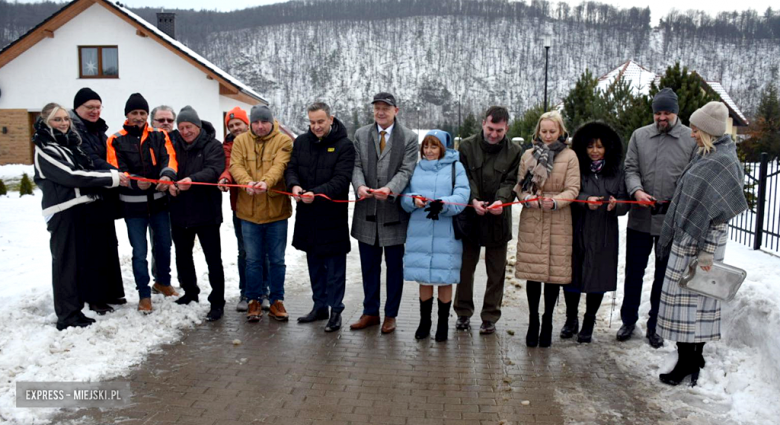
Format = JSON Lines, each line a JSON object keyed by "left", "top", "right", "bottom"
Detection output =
{"left": 127, "top": 175, "right": 657, "bottom": 209}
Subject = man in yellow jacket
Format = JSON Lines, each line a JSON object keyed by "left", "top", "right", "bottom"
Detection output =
{"left": 229, "top": 105, "right": 293, "bottom": 322}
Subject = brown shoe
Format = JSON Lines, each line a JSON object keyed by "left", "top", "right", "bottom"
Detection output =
{"left": 381, "top": 317, "right": 397, "bottom": 334}
{"left": 268, "top": 300, "right": 289, "bottom": 322}
{"left": 350, "top": 314, "right": 380, "bottom": 330}
{"left": 247, "top": 300, "right": 262, "bottom": 322}
{"left": 138, "top": 297, "right": 152, "bottom": 314}
{"left": 152, "top": 282, "right": 179, "bottom": 297}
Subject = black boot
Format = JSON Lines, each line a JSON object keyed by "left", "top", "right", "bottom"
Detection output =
{"left": 325, "top": 310, "right": 342, "bottom": 332}
{"left": 435, "top": 299, "right": 451, "bottom": 342}
{"left": 539, "top": 313, "right": 553, "bottom": 347}
{"left": 660, "top": 343, "right": 700, "bottom": 386}
{"left": 415, "top": 298, "right": 433, "bottom": 340}
{"left": 526, "top": 281, "right": 542, "bottom": 347}
{"left": 526, "top": 314, "right": 540, "bottom": 347}
{"left": 577, "top": 314, "right": 596, "bottom": 343}
{"left": 175, "top": 293, "right": 199, "bottom": 305}
{"left": 560, "top": 291, "right": 580, "bottom": 338}
{"left": 695, "top": 342, "right": 706, "bottom": 369}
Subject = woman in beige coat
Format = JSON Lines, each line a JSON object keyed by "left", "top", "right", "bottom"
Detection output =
{"left": 514, "top": 111, "right": 580, "bottom": 347}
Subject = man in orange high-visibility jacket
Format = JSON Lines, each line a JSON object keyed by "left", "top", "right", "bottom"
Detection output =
{"left": 106, "top": 93, "right": 179, "bottom": 314}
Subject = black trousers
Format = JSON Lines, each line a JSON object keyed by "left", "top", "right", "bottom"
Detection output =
{"left": 171, "top": 224, "right": 225, "bottom": 308}
{"left": 79, "top": 201, "right": 125, "bottom": 303}
{"left": 620, "top": 228, "right": 669, "bottom": 331}
{"left": 48, "top": 204, "right": 88, "bottom": 327}
{"left": 307, "top": 253, "right": 347, "bottom": 313}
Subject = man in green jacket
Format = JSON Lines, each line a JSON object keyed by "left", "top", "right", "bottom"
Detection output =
{"left": 454, "top": 106, "right": 522, "bottom": 335}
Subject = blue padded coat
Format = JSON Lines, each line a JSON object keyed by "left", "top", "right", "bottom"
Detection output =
{"left": 401, "top": 149, "right": 470, "bottom": 285}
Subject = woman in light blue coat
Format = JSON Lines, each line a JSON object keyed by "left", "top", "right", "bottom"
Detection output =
{"left": 401, "top": 130, "right": 470, "bottom": 342}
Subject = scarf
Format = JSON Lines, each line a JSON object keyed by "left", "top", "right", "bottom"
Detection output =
{"left": 590, "top": 159, "right": 605, "bottom": 174}
{"left": 520, "top": 136, "right": 567, "bottom": 193}
{"left": 658, "top": 135, "right": 748, "bottom": 252}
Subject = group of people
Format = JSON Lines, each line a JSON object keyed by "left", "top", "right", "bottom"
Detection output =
{"left": 34, "top": 86, "right": 747, "bottom": 387}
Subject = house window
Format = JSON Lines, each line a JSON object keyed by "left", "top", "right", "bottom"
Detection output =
{"left": 78, "top": 46, "right": 118, "bottom": 78}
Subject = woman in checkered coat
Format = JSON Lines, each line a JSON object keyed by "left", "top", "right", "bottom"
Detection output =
{"left": 656, "top": 101, "right": 748, "bottom": 387}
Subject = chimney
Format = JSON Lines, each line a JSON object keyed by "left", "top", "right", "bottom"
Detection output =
{"left": 156, "top": 11, "right": 176, "bottom": 39}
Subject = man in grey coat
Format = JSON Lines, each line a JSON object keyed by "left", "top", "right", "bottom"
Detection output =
{"left": 350, "top": 92, "right": 418, "bottom": 334}
{"left": 618, "top": 88, "right": 698, "bottom": 348}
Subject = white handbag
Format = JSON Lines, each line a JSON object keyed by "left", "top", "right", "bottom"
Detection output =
{"left": 678, "top": 259, "right": 747, "bottom": 302}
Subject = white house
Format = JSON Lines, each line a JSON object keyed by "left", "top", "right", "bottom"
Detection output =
{"left": 596, "top": 60, "right": 749, "bottom": 139}
{"left": 0, "top": 0, "right": 268, "bottom": 165}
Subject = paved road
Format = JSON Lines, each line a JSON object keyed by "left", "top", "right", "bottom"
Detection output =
{"left": 56, "top": 250, "right": 685, "bottom": 425}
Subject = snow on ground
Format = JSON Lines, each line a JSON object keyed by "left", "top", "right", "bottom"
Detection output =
{"left": 503, "top": 206, "right": 780, "bottom": 425}
{"left": 0, "top": 165, "right": 312, "bottom": 424}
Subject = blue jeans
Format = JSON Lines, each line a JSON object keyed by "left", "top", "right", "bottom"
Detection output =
{"left": 242, "top": 219, "right": 287, "bottom": 302}
{"left": 125, "top": 211, "right": 172, "bottom": 298}
{"left": 233, "top": 212, "right": 269, "bottom": 299}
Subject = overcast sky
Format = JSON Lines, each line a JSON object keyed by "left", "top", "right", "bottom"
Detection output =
{"left": 20, "top": 0, "right": 779, "bottom": 26}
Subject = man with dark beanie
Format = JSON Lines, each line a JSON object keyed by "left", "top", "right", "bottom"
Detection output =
{"left": 68, "top": 88, "right": 126, "bottom": 312}
{"left": 230, "top": 104, "right": 293, "bottom": 323}
{"left": 106, "top": 93, "right": 179, "bottom": 314}
{"left": 618, "top": 87, "right": 697, "bottom": 347}
{"left": 167, "top": 105, "right": 226, "bottom": 321}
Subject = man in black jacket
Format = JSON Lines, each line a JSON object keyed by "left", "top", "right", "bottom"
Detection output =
{"left": 107, "top": 93, "right": 178, "bottom": 313}
{"left": 285, "top": 102, "right": 356, "bottom": 332}
{"left": 167, "top": 106, "right": 226, "bottom": 321}
{"left": 69, "top": 87, "right": 126, "bottom": 312}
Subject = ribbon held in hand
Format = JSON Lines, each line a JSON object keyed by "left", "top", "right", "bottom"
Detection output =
{"left": 424, "top": 200, "right": 444, "bottom": 220}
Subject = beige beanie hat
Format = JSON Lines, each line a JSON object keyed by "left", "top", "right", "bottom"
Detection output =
{"left": 690, "top": 101, "right": 728, "bottom": 137}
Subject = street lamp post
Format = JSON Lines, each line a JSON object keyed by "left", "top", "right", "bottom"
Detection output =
{"left": 416, "top": 106, "right": 420, "bottom": 137}
{"left": 543, "top": 33, "right": 552, "bottom": 112}
{"left": 458, "top": 95, "right": 461, "bottom": 138}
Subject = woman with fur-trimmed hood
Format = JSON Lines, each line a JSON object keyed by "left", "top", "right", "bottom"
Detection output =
{"left": 565, "top": 122, "right": 629, "bottom": 344}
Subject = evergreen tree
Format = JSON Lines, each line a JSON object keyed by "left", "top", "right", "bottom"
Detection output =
{"left": 508, "top": 103, "right": 545, "bottom": 149}
{"left": 459, "top": 112, "right": 479, "bottom": 139}
{"left": 562, "top": 69, "right": 599, "bottom": 132}
{"left": 741, "top": 79, "right": 780, "bottom": 161}
{"left": 19, "top": 173, "right": 34, "bottom": 197}
{"left": 591, "top": 76, "right": 652, "bottom": 153}
{"left": 0, "top": 179, "right": 6, "bottom": 196}
{"left": 648, "top": 62, "right": 720, "bottom": 126}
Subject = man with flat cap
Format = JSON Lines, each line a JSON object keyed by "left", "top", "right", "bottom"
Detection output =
{"left": 350, "top": 92, "right": 418, "bottom": 334}
{"left": 618, "top": 88, "right": 698, "bottom": 348}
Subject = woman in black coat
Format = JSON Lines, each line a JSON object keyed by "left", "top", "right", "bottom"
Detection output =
{"left": 561, "top": 122, "right": 629, "bottom": 343}
{"left": 33, "top": 102, "right": 126, "bottom": 330}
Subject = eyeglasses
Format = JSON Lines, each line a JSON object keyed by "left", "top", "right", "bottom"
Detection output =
{"left": 154, "top": 118, "right": 175, "bottom": 123}
{"left": 82, "top": 105, "right": 103, "bottom": 112}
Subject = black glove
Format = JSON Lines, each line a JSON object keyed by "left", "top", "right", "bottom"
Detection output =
{"left": 651, "top": 201, "right": 670, "bottom": 215}
{"left": 424, "top": 200, "right": 444, "bottom": 220}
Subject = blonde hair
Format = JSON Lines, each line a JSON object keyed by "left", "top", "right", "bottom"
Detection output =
{"left": 533, "top": 110, "right": 568, "bottom": 141}
{"left": 42, "top": 102, "right": 65, "bottom": 125}
{"left": 693, "top": 125, "right": 716, "bottom": 155}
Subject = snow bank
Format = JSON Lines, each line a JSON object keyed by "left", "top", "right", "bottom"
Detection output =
{"left": 0, "top": 164, "right": 306, "bottom": 424}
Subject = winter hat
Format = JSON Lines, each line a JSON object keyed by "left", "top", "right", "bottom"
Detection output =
{"left": 690, "top": 101, "right": 728, "bottom": 137}
{"left": 73, "top": 87, "right": 101, "bottom": 110}
{"left": 124, "top": 93, "right": 149, "bottom": 115}
{"left": 652, "top": 88, "right": 679, "bottom": 114}
{"left": 176, "top": 105, "right": 202, "bottom": 128}
{"left": 250, "top": 105, "right": 273, "bottom": 123}
{"left": 425, "top": 129, "right": 453, "bottom": 149}
{"left": 225, "top": 106, "right": 249, "bottom": 127}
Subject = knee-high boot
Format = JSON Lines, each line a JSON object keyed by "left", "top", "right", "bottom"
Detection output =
{"left": 415, "top": 298, "right": 433, "bottom": 340}
{"left": 560, "top": 290, "right": 580, "bottom": 338}
{"left": 435, "top": 299, "right": 451, "bottom": 342}
{"left": 526, "top": 281, "right": 542, "bottom": 347}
